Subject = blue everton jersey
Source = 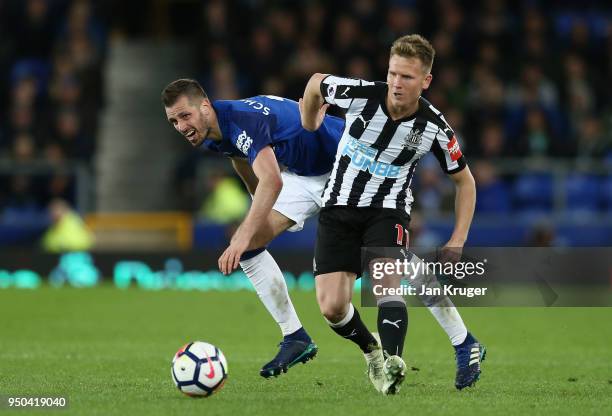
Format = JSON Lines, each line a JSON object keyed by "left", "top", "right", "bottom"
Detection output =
{"left": 201, "top": 96, "right": 344, "bottom": 176}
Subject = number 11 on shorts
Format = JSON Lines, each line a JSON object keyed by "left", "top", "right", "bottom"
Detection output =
{"left": 395, "top": 224, "right": 409, "bottom": 248}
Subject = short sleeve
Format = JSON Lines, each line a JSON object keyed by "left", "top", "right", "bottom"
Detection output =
{"left": 431, "top": 127, "right": 467, "bottom": 174}
{"left": 320, "top": 75, "right": 379, "bottom": 110}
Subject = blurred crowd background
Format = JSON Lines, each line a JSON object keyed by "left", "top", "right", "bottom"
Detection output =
{"left": 0, "top": 0, "right": 106, "bottom": 218}
{"left": 0, "top": 0, "right": 611, "bottom": 251}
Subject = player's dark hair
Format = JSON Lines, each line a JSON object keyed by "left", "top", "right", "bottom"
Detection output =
{"left": 161, "top": 78, "right": 208, "bottom": 107}
{"left": 390, "top": 34, "right": 435, "bottom": 73}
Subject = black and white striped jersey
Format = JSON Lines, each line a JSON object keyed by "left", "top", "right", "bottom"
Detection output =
{"left": 320, "top": 75, "right": 467, "bottom": 214}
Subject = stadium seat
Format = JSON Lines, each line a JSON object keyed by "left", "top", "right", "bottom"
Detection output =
{"left": 512, "top": 173, "right": 554, "bottom": 214}
{"left": 476, "top": 181, "right": 511, "bottom": 214}
{"left": 601, "top": 176, "right": 612, "bottom": 212}
{"left": 10, "top": 58, "right": 50, "bottom": 90}
{"left": 565, "top": 174, "right": 601, "bottom": 214}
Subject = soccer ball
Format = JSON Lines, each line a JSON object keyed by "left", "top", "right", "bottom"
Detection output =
{"left": 171, "top": 341, "right": 228, "bottom": 397}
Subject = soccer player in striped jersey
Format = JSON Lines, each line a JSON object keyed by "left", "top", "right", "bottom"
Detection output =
{"left": 300, "top": 34, "right": 486, "bottom": 393}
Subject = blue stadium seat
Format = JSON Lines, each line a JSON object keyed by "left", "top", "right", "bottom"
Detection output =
{"left": 512, "top": 173, "right": 554, "bottom": 214}
{"left": 11, "top": 58, "right": 50, "bottom": 90}
{"left": 565, "top": 174, "right": 601, "bottom": 214}
{"left": 601, "top": 176, "right": 612, "bottom": 212}
{"left": 476, "top": 181, "right": 511, "bottom": 214}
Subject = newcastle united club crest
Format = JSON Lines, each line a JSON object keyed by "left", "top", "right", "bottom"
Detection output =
{"left": 404, "top": 127, "right": 423, "bottom": 148}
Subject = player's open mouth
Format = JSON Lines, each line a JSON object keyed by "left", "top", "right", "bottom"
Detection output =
{"left": 185, "top": 129, "right": 196, "bottom": 139}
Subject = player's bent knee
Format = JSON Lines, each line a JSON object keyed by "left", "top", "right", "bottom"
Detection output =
{"left": 315, "top": 271, "right": 355, "bottom": 322}
{"left": 317, "top": 298, "right": 349, "bottom": 323}
{"left": 320, "top": 305, "right": 348, "bottom": 324}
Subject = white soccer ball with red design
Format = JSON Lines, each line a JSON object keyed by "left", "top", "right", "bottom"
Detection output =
{"left": 171, "top": 341, "right": 228, "bottom": 397}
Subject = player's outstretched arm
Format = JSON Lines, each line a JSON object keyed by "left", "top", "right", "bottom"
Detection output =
{"left": 440, "top": 166, "right": 476, "bottom": 262}
{"left": 300, "top": 73, "right": 329, "bottom": 131}
{"left": 218, "top": 146, "right": 282, "bottom": 274}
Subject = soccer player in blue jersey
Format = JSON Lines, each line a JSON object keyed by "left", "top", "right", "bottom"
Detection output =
{"left": 162, "top": 78, "right": 341, "bottom": 378}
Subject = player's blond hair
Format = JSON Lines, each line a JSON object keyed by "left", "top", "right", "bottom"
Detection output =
{"left": 390, "top": 34, "right": 435, "bottom": 74}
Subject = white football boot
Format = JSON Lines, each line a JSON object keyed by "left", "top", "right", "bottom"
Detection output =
{"left": 382, "top": 353, "right": 406, "bottom": 394}
{"left": 372, "top": 332, "right": 406, "bottom": 394}
{"left": 363, "top": 336, "right": 385, "bottom": 392}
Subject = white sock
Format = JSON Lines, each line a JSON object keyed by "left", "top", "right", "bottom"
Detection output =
{"left": 408, "top": 253, "right": 468, "bottom": 346}
{"left": 325, "top": 303, "right": 354, "bottom": 327}
{"left": 240, "top": 250, "right": 302, "bottom": 336}
{"left": 428, "top": 296, "right": 468, "bottom": 346}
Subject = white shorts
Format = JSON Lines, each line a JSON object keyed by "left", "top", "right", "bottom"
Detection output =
{"left": 273, "top": 171, "right": 330, "bottom": 232}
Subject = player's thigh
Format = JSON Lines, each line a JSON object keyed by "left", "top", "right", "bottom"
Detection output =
{"left": 363, "top": 208, "right": 411, "bottom": 289}
{"left": 267, "top": 209, "right": 296, "bottom": 236}
{"left": 314, "top": 207, "right": 363, "bottom": 277}
{"left": 249, "top": 210, "right": 296, "bottom": 249}
{"left": 249, "top": 172, "right": 326, "bottom": 249}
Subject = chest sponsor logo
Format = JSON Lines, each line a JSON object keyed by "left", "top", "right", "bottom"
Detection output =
{"left": 341, "top": 138, "right": 401, "bottom": 178}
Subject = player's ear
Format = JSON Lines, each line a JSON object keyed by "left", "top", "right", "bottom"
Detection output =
{"left": 200, "top": 98, "right": 211, "bottom": 114}
{"left": 422, "top": 73, "right": 433, "bottom": 90}
{"left": 199, "top": 98, "right": 209, "bottom": 110}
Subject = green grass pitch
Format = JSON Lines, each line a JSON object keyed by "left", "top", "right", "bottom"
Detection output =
{"left": 1, "top": 286, "right": 611, "bottom": 415}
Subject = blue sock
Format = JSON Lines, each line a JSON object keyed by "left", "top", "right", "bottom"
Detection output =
{"left": 240, "top": 247, "right": 266, "bottom": 261}
{"left": 283, "top": 327, "right": 311, "bottom": 343}
{"left": 455, "top": 332, "right": 477, "bottom": 349}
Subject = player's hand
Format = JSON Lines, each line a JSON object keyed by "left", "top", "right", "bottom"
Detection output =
{"left": 438, "top": 241, "right": 464, "bottom": 264}
{"left": 218, "top": 237, "right": 249, "bottom": 275}
{"left": 299, "top": 98, "right": 329, "bottom": 131}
